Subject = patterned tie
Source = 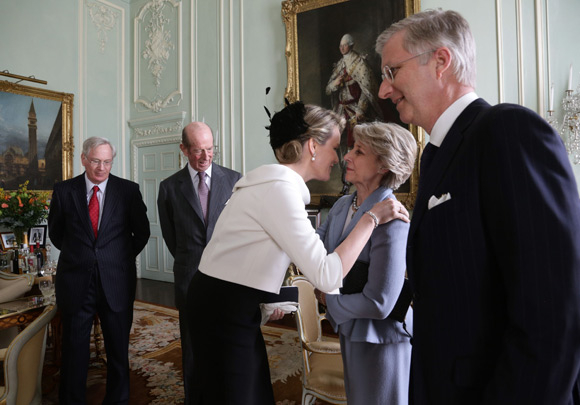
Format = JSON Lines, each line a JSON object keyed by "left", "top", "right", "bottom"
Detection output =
{"left": 198, "top": 171, "right": 209, "bottom": 223}
{"left": 418, "top": 143, "right": 438, "bottom": 190}
{"left": 89, "top": 185, "right": 100, "bottom": 238}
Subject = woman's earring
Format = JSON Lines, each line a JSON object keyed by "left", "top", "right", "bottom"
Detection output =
{"left": 311, "top": 152, "right": 316, "bottom": 161}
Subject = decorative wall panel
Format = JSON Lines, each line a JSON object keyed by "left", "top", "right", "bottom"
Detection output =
{"left": 86, "top": 1, "right": 118, "bottom": 53}
{"left": 128, "top": 111, "right": 186, "bottom": 138}
{"left": 134, "top": 0, "right": 182, "bottom": 113}
{"left": 82, "top": 0, "right": 127, "bottom": 176}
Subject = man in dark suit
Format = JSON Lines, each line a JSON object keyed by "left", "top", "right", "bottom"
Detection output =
{"left": 376, "top": 9, "right": 580, "bottom": 404}
{"left": 157, "top": 122, "right": 241, "bottom": 403}
{"left": 48, "top": 137, "right": 150, "bottom": 404}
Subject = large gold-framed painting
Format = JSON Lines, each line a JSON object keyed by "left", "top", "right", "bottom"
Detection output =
{"left": 0, "top": 81, "right": 74, "bottom": 191}
{"left": 282, "top": 0, "right": 423, "bottom": 209}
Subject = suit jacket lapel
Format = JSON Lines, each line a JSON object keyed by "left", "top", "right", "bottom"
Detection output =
{"left": 409, "top": 98, "right": 490, "bottom": 241}
{"left": 325, "top": 197, "right": 350, "bottom": 251}
{"left": 207, "top": 164, "right": 227, "bottom": 226}
{"left": 337, "top": 187, "right": 392, "bottom": 247}
{"left": 99, "top": 174, "right": 120, "bottom": 237}
{"left": 71, "top": 174, "right": 97, "bottom": 241}
{"left": 178, "top": 165, "right": 204, "bottom": 221}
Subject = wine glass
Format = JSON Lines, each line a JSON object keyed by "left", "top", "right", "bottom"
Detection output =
{"left": 39, "top": 279, "right": 55, "bottom": 303}
{"left": 41, "top": 259, "right": 57, "bottom": 276}
{"left": 42, "top": 244, "right": 57, "bottom": 276}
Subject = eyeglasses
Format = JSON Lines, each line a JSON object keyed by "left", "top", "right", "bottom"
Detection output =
{"left": 190, "top": 147, "right": 214, "bottom": 157}
{"left": 88, "top": 159, "right": 113, "bottom": 167}
{"left": 381, "top": 50, "right": 436, "bottom": 83}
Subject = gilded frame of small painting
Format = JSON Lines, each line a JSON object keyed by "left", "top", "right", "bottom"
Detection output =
{"left": 0, "top": 231, "right": 16, "bottom": 250}
{"left": 282, "top": 0, "right": 423, "bottom": 209}
{"left": 0, "top": 80, "right": 74, "bottom": 192}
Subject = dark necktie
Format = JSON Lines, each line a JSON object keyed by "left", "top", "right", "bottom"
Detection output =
{"left": 198, "top": 171, "right": 209, "bottom": 222}
{"left": 89, "top": 185, "right": 99, "bottom": 238}
{"left": 419, "top": 143, "right": 438, "bottom": 190}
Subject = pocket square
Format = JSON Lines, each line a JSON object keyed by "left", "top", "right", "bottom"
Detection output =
{"left": 428, "top": 192, "right": 452, "bottom": 210}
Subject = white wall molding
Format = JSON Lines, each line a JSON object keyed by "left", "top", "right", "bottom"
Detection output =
{"left": 134, "top": 0, "right": 182, "bottom": 113}
{"left": 495, "top": 0, "right": 505, "bottom": 103}
{"left": 229, "top": 0, "right": 235, "bottom": 169}
{"left": 78, "top": 0, "right": 85, "bottom": 177}
{"left": 128, "top": 111, "right": 186, "bottom": 137}
{"left": 535, "top": 0, "right": 546, "bottom": 113}
{"left": 240, "top": 0, "right": 246, "bottom": 174}
{"left": 190, "top": 0, "right": 197, "bottom": 123}
{"left": 545, "top": 0, "right": 552, "bottom": 85}
{"left": 86, "top": 1, "right": 118, "bottom": 53}
{"left": 219, "top": 0, "right": 226, "bottom": 166}
{"left": 515, "top": 0, "right": 524, "bottom": 105}
{"left": 80, "top": 0, "right": 126, "bottom": 176}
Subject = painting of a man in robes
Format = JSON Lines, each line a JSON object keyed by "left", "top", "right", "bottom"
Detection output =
{"left": 326, "top": 33, "right": 383, "bottom": 148}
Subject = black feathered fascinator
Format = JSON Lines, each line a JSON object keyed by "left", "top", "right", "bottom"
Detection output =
{"left": 265, "top": 98, "right": 309, "bottom": 150}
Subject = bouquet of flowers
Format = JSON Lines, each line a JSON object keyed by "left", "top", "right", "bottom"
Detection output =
{"left": 0, "top": 181, "right": 50, "bottom": 246}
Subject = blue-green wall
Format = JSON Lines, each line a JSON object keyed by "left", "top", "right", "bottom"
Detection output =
{"left": 1, "top": 0, "right": 579, "bottom": 190}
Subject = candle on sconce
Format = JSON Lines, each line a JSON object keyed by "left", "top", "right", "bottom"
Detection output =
{"left": 569, "top": 63, "right": 574, "bottom": 90}
{"left": 549, "top": 83, "right": 554, "bottom": 111}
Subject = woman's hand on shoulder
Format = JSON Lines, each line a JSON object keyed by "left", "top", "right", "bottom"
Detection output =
{"left": 370, "top": 198, "right": 410, "bottom": 224}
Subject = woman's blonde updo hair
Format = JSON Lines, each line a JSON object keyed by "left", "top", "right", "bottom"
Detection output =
{"left": 268, "top": 102, "right": 345, "bottom": 164}
{"left": 353, "top": 122, "right": 417, "bottom": 190}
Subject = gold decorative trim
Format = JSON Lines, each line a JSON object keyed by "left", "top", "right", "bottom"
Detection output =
{"left": 0, "top": 81, "right": 74, "bottom": 191}
{"left": 281, "top": 0, "right": 422, "bottom": 209}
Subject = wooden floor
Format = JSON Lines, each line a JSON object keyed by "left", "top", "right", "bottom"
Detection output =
{"left": 135, "top": 278, "right": 176, "bottom": 308}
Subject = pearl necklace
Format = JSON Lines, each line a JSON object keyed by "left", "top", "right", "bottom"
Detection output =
{"left": 351, "top": 195, "right": 360, "bottom": 218}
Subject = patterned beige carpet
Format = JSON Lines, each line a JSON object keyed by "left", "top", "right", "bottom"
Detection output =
{"left": 41, "top": 301, "right": 328, "bottom": 404}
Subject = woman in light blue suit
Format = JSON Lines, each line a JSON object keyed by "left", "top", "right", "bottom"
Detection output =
{"left": 315, "top": 122, "right": 417, "bottom": 405}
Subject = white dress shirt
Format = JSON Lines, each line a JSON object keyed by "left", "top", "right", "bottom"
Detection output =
{"left": 428, "top": 92, "right": 479, "bottom": 146}
{"left": 187, "top": 163, "right": 213, "bottom": 196}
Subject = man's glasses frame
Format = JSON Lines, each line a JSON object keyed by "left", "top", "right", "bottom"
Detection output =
{"left": 190, "top": 146, "right": 214, "bottom": 157}
{"left": 381, "top": 50, "right": 436, "bottom": 83}
{"left": 86, "top": 158, "right": 113, "bottom": 167}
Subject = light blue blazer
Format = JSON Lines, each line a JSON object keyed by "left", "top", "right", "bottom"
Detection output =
{"left": 317, "top": 187, "right": 412, "bottom": 344}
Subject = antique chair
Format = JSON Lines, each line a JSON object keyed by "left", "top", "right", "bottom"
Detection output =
{"left": 0, "top": 272, "right": 34, "bottom": 304}
{"left": 0, "top": 272, "right": 36, "bottom": 350}
{"left": 288, "top": 275, "right": 347, "bottom": 405}
{"left": 0, "top": 304, "right": 57, "bottom": 405}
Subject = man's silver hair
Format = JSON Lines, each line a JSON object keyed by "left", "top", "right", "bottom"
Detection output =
{"left": 82, "top": 137, "right": 117, "bottom": 158}
{"left": 375, "top": 9, "right": 476, "bottom": 88}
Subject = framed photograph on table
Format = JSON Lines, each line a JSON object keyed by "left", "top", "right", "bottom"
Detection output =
{"left": 28, "top": 225, "right": 47, "bottom": 248}
{"left": 0, "top": 80, "right": 74, "bottom": 192}
{"left": 0, "top": 232, "right": 16, "bottom": 249}
{"left": 282, "top": 0, "right": 424, "bottom": 209}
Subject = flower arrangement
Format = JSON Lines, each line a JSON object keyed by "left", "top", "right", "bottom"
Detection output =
{"left": 0, "top": 181, "right": 50, "bottom": 246}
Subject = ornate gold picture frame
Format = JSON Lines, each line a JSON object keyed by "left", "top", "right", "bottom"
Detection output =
{"left": 282, "top": 0, "right": 423, "bottom": 209}
{"left": 0, "top": 80, "right": 74, "bottom": 191}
